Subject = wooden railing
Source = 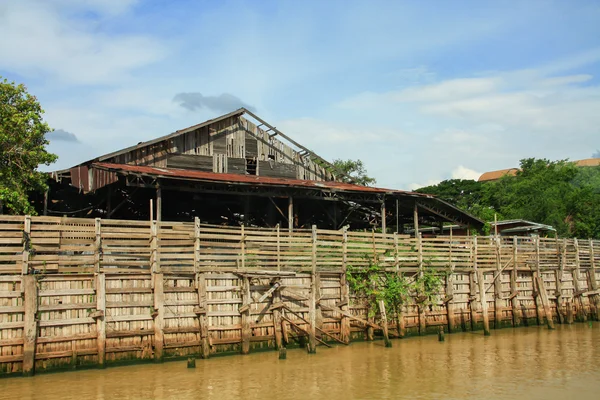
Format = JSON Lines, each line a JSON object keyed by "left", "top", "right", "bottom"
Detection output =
{"left": 0, "top": 215, "right": 598, "bottom": 275}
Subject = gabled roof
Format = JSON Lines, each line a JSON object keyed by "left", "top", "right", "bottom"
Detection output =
{"left": 478, "top": 159, "right": 600, "bottom": 182}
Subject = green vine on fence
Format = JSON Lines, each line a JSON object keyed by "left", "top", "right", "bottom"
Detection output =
{"left": 346, "top": 257, "right": 444, "bottom": 320}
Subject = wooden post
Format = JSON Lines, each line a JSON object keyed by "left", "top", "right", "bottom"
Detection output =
{"left": 555, "top": 238, "right": 566, "bottom": 324}
{"left": 92, "top": 218, "right": 101, "bottom": 274}
{"left": 308, "top": 225, "right": 317, "bottom": 353}
{"left": 494, "top": 236, "right": 503, "bottom": 328}
{"left": 469, "top": 236, "right": 479, "bottom": 331}
{"left": 340, "top": 226, "right": 350, "bottom": 343}
{"left": 510, "top": 236, "right": 521, "bottom": 327}
{"left": 96, "top": 273, "right": 106, "bottom": 368}
{"left": 275, "top": 224, "right": 281, "bottom": 271}
{"left": 194, "top": 217, "right": 201, "bottom": 273}
{"left": 413, "top": 203, "right": 419, "bottom": 237}
{"left": 22, "top": 275, "right": 38, "bottom": 376}
{"left": 534, "top": 237, "right": 555, "bottom": 329}
{"left": 566, "top": 300, "right": 574, "bottom": 324}
{"left": 241, "top": 276, "right": 251, "bottom": 354}
{"left": 288, "top": 197, "right": 293, "bottom": 233}
{"left": 197, "top": 273, "right": 210, "bottom": 359}
{"left": 588, "top": 239, "right": 599, "bottom": 320}
{"left": 272, "top": 288, "right": 283, "bottom": 350}
{"left": 446, "top": 228, "right": 456, "bottom": 332}
{"left": 156, "top": 186, "right": 162, "bottom": 222}
{"left": 151, "top": 220, "right": 159, "bottom": 273}
{"left": 381, "top": 200, "right": 386, "bottom": 234}
{"left": 22, "top": 215, "right": 31, "bottom": 275}
{"left": 240, "top": 224, "right": 246, "bottom": 270}
{"left": 43, "top": 190, "right": 48, "bottom": 216}
{"left": 378, "top": 300, "right": 392, "bottom": 347}
{"left": 477, "top": 269, "right": 491, "bottom": 336}
{"left": 153, "top": 273, "right": 165, "bottom": 362}
{"left": 573, "top": 238, "right": 587, "bottom": 321}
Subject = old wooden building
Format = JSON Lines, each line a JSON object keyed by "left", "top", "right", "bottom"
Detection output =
{"left": 41, "top": 108, "right": 483, "bottom": 232}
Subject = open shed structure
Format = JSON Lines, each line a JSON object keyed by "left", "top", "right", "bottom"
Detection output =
{"left": 40, "top": 108, "right": 483, "bottom": 233}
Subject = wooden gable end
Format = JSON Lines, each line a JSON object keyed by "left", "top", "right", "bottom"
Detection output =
{"left": 104, "top": 115, "right": 334, "bottom": 181}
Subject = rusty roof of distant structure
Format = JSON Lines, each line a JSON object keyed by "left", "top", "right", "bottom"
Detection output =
{"left": 478, "top": 168, "right": 519, "bottom": 182}
{"left": 478, "top": 158, "right": 600, "bottom": 182}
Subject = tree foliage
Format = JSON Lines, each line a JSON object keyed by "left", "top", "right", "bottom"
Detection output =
{"left": 332, "top": 158, "right": 376, "bottom": 186}
{"left": 0, "top": 78, "right": 57, "bottom": 214}
{"left": 416, "top": 158, "right": 600, "bottom": 239}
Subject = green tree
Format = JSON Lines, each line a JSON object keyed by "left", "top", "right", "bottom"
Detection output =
{"left": 332, "top": 158, "right": 376, "bottom": 186}
{"left": 0, "top": 78, "right": 57, "bottom": 214}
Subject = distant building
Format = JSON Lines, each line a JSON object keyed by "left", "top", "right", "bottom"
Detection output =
{"left": 410, "top": 219, "right": 555, "bottom": 237}
{"left": 478, "top": 158, "right": 600, "bottom": 182}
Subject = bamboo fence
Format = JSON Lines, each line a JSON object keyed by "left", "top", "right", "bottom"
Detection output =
{"left": 0, "top": 215, "right": 598, "bottom": 376}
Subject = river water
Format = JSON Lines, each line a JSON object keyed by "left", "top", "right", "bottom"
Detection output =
{"left": 3, "top": 324, "right": 600, "bottom": 400}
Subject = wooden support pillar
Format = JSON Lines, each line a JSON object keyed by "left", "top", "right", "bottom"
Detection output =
{"left": 288, "top": 197, "right": 294, "bottom": 233}
{"left": 573, "top": 239, "right": 587, "bottom": 322}
{"left": 413, "top": 203, "right": 419, "bottom": 237}
{"left": 469, "top": 237, "right": 479, "bottom": 331}
{"left": 22, "top": 275, "right": 38, "bottom": 376}
{"left": 106, "top": 186, "right": 112, "bottom": 219}
{"left": 340, "top": 227, "right": 351, "bottom": 343}
{"left": 153, "top": 273, "right": 165, "bottom": 362}
{"left": 197, "top": 273, "right": 210, "bottom": 359}
{"left": 446, "top": 269, "right": 456, "bottom": 333}
{"left": 378, "top": 300, "right": 392, "bottom": 347}
{"left": 588, "top": 239, "right": 599, "bottom": 320}
{"left": 555, "top": 238, "right": 566, "bottom": 324}
{"left": 494, "top": 236, "right": 503, "bottom": 328}
{"left": 276, "top": 224, "right": 281, "bottom": 271}
{"left": 477, "top": 270, "right": 491, "bottom": 336}
{"left": 308, "top": 225, "right": 317, "bottom": 353}
{"left": 94, "top": 218, "right": 101, "bottom": 273}
{"left": 272, "top": 289, "right": 283, "bottom": 350}
{"left": 96, "top": 273, "right": 106, "bottom": 368}
{"left": 510, "top": 236, "right": 521, "bottom": 326}
{"left": 381, "top": 200, "right": 386, "bottom": 234}
{"left": 22, "top": 215, "right": 31, "bottom": 275}
{"left": 156, "top": 186, "right": 162, "bottom": 222}
{"left": 534, "top": 236, "right": 554, "bottom": 329}
{"left": 194, "top": 218, "right": 201, "bottom": 273}
{"left": 43, "top": 190, "right": 48, "bottom": 216}
{"left": 240, "top": 224, "right": 246, "bottom": 270}
{"left": 150, "top": 221, "right": 159, "bottom": 273}
{"left": 241, "top": 276, "right": 251, "bottom": 354}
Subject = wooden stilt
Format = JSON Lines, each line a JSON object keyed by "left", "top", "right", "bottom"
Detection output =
{"left": 494, "top": 236, "right": 503, "bottom": 328}
{"left": 272, "top": 288, "right": 283, "bottom": 350}
{"left": 555, "top": 238, "right": 565, "bottom": 324}
{"left": 153, "top": 273, "right": 165, "bottom": 362}
{"left": 340, "top": 227, "right": 350, "bottom": 343}
{"left": 197, "top": 273, "right": 210, "bottom": 359}
{"left": 510, "top": 236, "right": 521, "bottom": 327}
{"left": 588, "top": 239, "right": 599, "bottom": 320}
{"left": 477, "top": 270, "right": 491, "bottom": 336}
{"left": 535, "top": 237, "right": 555, "bottom": 329}
{"left": 573, "top": 239, "right": 587, "bottom": 322}
{"left": 378, "top": 300, "right": 392, "bottom": 347}
{"left": 288, "top": 197, "right": 293, "bottom": 233}
{"left": 22, "top": 275, "right": 38, "bottom": 376}
{"left": 96, "top": 273, "right": 106, "bottom": 368}
{"left": 308, "top": 225, "right": 317, "bottom": 353}
{"left": 241, "top": 276, "right": 251, "bottom": 354}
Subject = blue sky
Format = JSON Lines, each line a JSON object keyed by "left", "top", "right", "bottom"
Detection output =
{"left": 1, "top": 0, "right": 599, "bottom": 189}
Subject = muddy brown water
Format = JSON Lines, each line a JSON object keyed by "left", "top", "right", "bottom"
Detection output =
{"left": 3, "top": 324, "right": 600, "bottom": 400}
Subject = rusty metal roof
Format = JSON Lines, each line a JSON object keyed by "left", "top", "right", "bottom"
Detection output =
{"left": 93, "top": 162, "right": 431, "bottom": 198}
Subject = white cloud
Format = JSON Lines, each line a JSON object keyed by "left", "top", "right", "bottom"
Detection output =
{"left": 451, "top": 166, "right": 482, "bottom": 181}
{"left": 0, "top": 0, "right": 165, "bottom": 84}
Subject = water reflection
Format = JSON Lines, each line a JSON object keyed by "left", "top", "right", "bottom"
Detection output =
{"left": 2, "top": 324, "right": 599, "bottom": 400}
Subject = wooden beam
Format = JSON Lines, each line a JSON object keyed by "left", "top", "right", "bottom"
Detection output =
{"left": 511, "top": 236, "right": 521, "bottom": 326}
{"left": 197, "top": 273, "right": 210, "bottom": 359}
{"left": 340, "top": 227, "right": 350, "bottom": 343}
{"left": 156, "top": 186, "right": 162, "bottom": 221}
{"left": 477, "top": 269, "right": 491, "bottom": 336}
{"left": 241, "top": 275, "right": 251, "bottom": 354}
{"left": 381, "top": 201, "right": 386, "bottom": 234}
{"left": 378, "top": 300, "right": 392, "bottom": 347}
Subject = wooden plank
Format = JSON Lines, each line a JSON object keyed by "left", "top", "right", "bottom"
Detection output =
{"left": 378, "top": 300, "right": 391, "bottom": 347}
{"left": 340, "top": 227, "right": 350, "bottom": 343}
{"left": 22, "top": 275, "right": 38, "bottom": 376}
{"left": 477, "top": 269, "right": 491, "bottom": 336}
{"left": 511, "top": 236, "right": 521, "bottom": 326}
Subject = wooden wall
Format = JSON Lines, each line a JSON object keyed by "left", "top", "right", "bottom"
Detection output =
{"left": 1, "top": 215, "right": 599, "bottom": 376}
{"left": 107, "top": 116, "right": 333, "bottom": 181}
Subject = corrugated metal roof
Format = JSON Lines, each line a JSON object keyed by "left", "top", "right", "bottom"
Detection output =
{"left": 92, "top": 162, "right": 431, "bottom": 197}
{"left": 478, "top": 168, "right": 519, "bottom": 182}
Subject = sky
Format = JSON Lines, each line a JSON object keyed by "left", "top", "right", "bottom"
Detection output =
{"left": 1, "top": 0, "right": 600, "bottom": 190}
